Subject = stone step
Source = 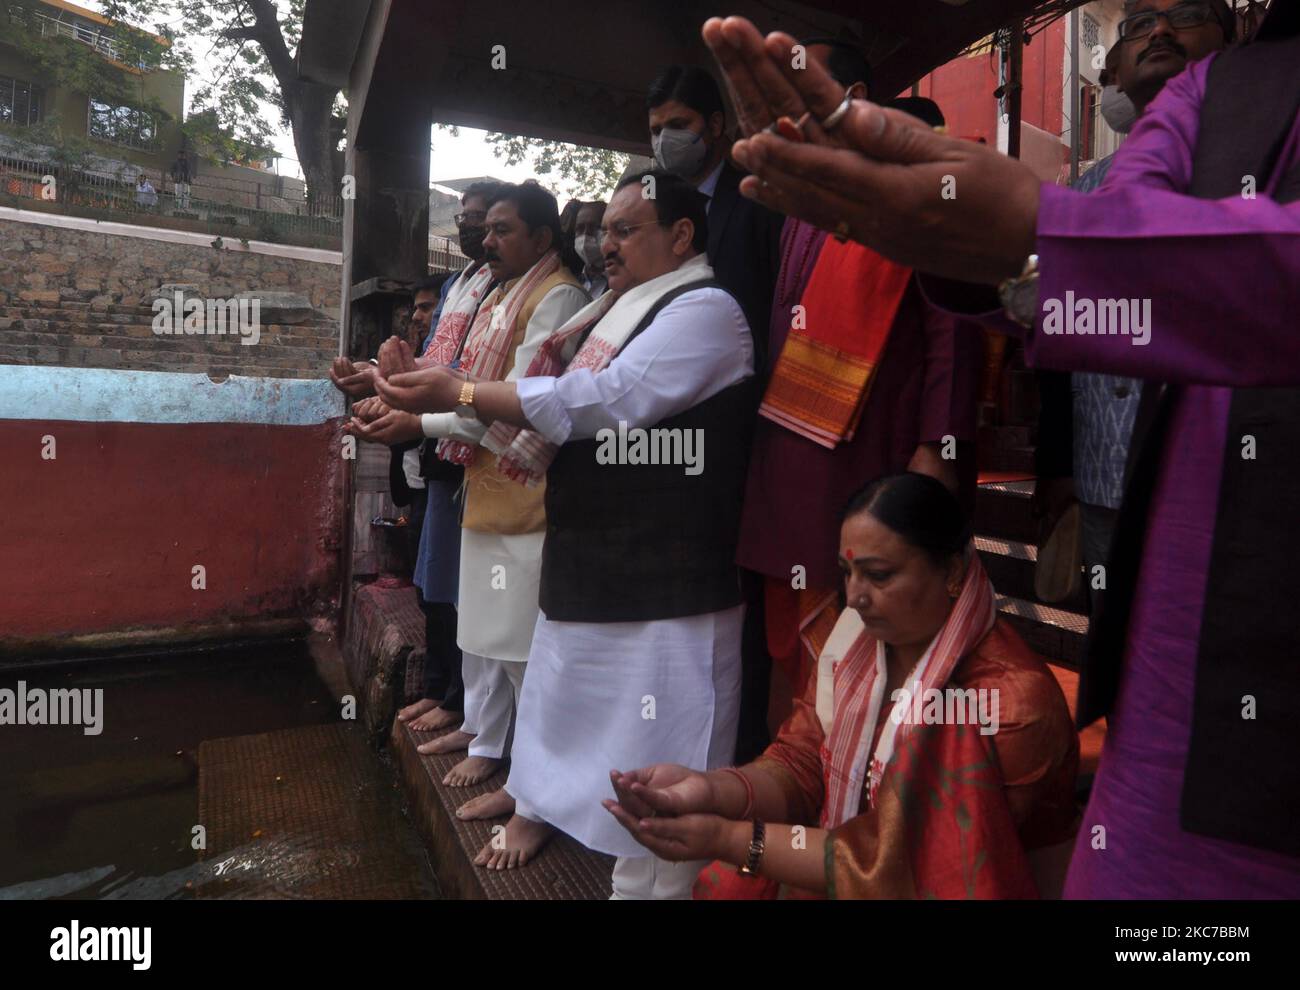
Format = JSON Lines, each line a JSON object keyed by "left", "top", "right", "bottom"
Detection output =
{"left": 977, "top": 535, "right": 1089, "bottom": 615}
{"left": 974, "top": 479, "right": 1038, "bottom": 543}
{"left": 391, "top": 718, "right": 614, "bottom": 900}
{"left": 997, "top": 594, "right": 1088, "bottom": 670}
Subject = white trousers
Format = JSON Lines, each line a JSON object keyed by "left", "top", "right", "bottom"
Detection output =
{"left": 459, "top": 651, "right": 526, "bottom": 760}
{"left": 609, "top": 854, "right": 706, "bottom": 900}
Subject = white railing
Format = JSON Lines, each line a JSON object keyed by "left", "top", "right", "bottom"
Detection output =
{"left": 32, "top": 11, "right": 123, "bottom": 62}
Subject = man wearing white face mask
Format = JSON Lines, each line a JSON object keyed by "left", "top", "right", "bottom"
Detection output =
{"left": 1034, "top": 3, "right": 1234, "bottom": 632}
{"left": 1099, "top": 75, "right": 1139, "bottom": 138}
{"left": 646, "top": 65, "right": 784, "bottom": 377}
{"left": 573, "top": 200, "right": 608, "bottom": 299}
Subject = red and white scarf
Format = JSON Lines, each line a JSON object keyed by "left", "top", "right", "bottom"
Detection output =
{"left": 420, "top": 262, "right": 494, "bottom": 367}
{"left": 483, "top": 255, "right": 715, "bottom": 485}
{"left": 816, "top": 551, "right": 997, "bottom": 829}
{"left": 437, "top": 249, "right": 562, "bottom": 466}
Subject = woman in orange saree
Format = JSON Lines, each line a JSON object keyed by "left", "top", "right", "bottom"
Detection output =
{"left": 604, "top": 472, "right": 1079, "bottom": 898}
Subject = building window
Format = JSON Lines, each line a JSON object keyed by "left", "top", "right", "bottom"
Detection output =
{"left": 1082, "top": 12, "right": 1101, "bottom": 53}
{"left": 0, "top": 75, "right": 45, "bottom": 127}
{"left": 88, "top": 99, "right": 156, "bottom": 149}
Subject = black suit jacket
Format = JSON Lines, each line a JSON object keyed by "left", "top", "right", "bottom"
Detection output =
{"left": 705, "top": 161, "right": 785, "bottom": 375}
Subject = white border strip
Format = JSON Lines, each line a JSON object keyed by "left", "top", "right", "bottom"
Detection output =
{"left": 0, "top": 365, "right": 344, "bottom": 425}
{"left": 0, "top": 206, "right": 342, "bottom": 265}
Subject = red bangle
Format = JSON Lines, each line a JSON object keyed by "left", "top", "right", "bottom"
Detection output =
{"left": 720, "top": 767, "right": 755, "bottom": 820}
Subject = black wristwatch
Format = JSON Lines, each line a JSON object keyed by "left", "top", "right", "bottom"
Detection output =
{"left": 737, "top": 820, "right": 766, "bottom": 876}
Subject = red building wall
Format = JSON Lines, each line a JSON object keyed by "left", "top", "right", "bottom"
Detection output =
{"left": 909, "top": 19, "right": 1067, "bottom": 179}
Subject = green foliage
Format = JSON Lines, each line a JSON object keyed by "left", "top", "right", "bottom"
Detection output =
{"left": 478, "top": 130, "right": 630, "bottom": 199}
{"left": 5, "top": 1, "right": 343, "bottom": 195}
{"left": 2, "top": 0, "right": 178, "bottom": 129}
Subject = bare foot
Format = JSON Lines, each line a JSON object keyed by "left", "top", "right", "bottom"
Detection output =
{"left": 417, "top": 729, "right": 474, "bottom": 756}
{"left": 474, "top": 814, "right": 554, "bottom": 870}
{"left": 398, "top": 698, "right": 439, "bottom": 722}
{"left": 410, "top": 706, "right": 461, "bottom": 732}
{"left": 456, "top": 788, "right": 515, "bottom": 821}
{"left": 443, "top": 754, "right": 501, "bottom": 787}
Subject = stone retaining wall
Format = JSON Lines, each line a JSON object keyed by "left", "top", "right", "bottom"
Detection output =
{"left": 0, "top": 212, "right": 342, "bottom": 379}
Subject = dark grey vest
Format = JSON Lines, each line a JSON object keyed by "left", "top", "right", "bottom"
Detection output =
{"left": 539, "top": 280, "right": 755, "bottom": 623}
{"left": 1081, "top": 29, "right": 1300, "bottom": 856}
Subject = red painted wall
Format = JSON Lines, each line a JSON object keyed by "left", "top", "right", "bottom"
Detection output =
{"left": 910, "top": 20, "right": 1066, "bottom": 157}
{"left": 0, "top": 420, "right": 345, "bottom": 648}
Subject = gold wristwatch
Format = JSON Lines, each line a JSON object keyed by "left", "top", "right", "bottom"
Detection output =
{"left": 454, "top": 377, "right": 477, "bottom": 419}
{"left": 998, "top": 253, "right": 1040, "bottom": 329}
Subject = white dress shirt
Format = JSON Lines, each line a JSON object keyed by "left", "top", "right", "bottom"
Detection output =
{"left": 697, "top": 159, "right": 725, "bottom": 214}
{"left": 516, "top": 285, "right": 753, "bottom": 447}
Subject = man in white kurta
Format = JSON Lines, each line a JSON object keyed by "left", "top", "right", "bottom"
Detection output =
{"left": 376, "top": 171, "right": 755, "bottom": 898}
{"left": 414, "top": 184, "right": 587, "bottom": 804}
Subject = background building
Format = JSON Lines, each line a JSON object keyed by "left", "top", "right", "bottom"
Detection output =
{"left": 1, "top": 0, "right": 309, "bottom": 219}
{"left": 914, "top": 0, "right": 1127, "bottom": 182}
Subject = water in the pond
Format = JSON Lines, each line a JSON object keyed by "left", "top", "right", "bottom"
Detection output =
{"left": 0, "top": 639, "right": 437, "bottom": 899}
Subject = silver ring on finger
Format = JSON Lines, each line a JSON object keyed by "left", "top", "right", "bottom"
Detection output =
{"left": 820, "top": 91, "right": 853, "bottom": 131}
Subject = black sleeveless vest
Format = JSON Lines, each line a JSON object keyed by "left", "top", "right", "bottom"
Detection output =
{"left": 1081, "top": 28, "right": 1300, "bottom": 856}
{"left": 539, "top": 280, "right": 756, "bottom": 623}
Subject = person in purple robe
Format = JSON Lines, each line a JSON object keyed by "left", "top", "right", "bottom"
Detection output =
{"left": 701, "top": 2, "right": 1300, "bottom": 897}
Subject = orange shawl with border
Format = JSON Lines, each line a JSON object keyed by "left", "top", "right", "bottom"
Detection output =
{"left": 694, "top": 619, "right": 1079, "bottom": 899}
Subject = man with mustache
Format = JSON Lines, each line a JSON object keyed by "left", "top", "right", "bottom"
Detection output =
{"left": 1034, "top": 1, "right": 1233, "bottom": 630}
{"left": 1116, "top": 0, "right": 1237, "bottom": 117}
{"left": 336, "top": 183, "right": 501, "bottom": 740}
{"left": 365, "top": 181, "right": 589, "bottom": 798}
{"left": 698, "top": 0, "right": 1300, "bottom": 896}
{"left": 377, "top": 170, "right": 754, "bottom": 898}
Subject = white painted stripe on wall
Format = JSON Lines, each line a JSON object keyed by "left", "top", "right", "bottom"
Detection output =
{"left": 0, "top": 207, "right": 342, "bottom": 265}
{"left": 0, "top": 365, "right": 344, "bottom": 425}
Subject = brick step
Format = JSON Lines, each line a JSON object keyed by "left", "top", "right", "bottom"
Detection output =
{"left": 0, "top": 307, "right": 340, "bottom": 335}
{"left": 0, "top": 298, "right": 337, "bottom": 315}
{"left": 0, "top": 332, "right": 337, "bottom": 362}
{"left": 998, "top": 594, "right": 1087, "bottom": 670}
{"left": 974, "top": 480, "right": 1037, "bottom": 543}
{"left": 0, "top": 328, "right": 340, "bottom": 352}
{"left": 0, "top": 322, "right": 340, "bottom": 345}
{"left": 977, "top": 535, "right": 1089, "bottom": 615}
